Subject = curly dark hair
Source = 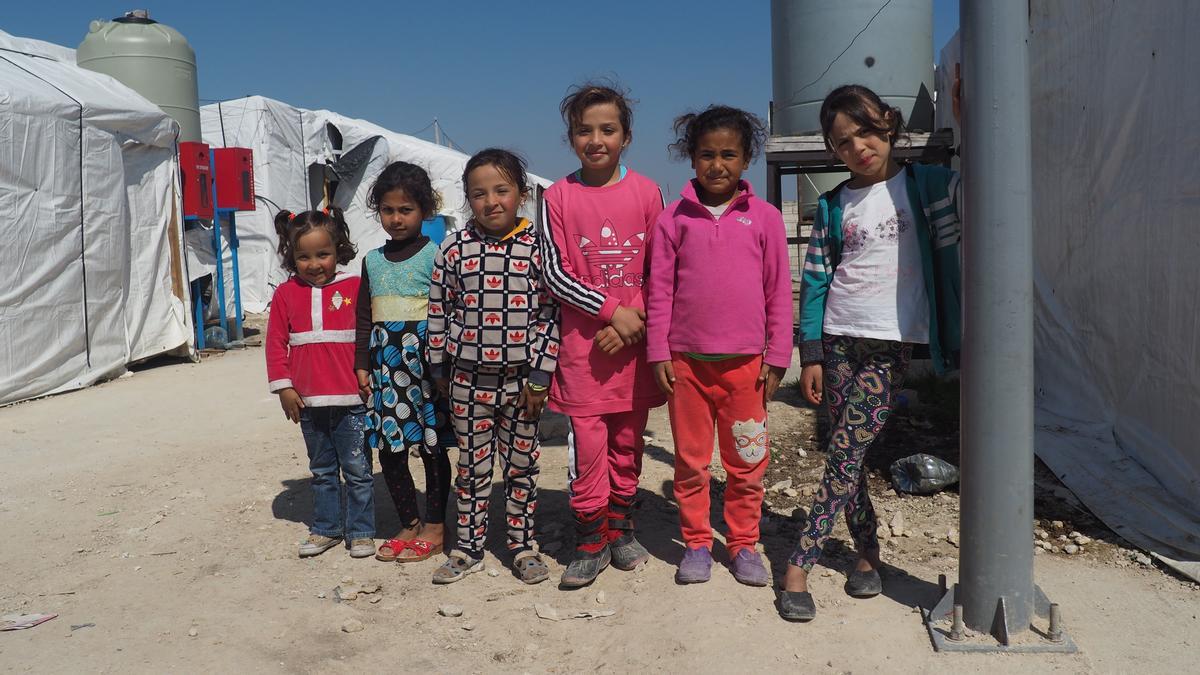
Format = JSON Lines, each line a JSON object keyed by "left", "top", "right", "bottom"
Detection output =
{"left": 669, "top": 105, "right": 767, "bottom": 162}
{"left": 367, "top": 161, "right": 440, "bottom": 218}
{"left": 559, "top": 80, "right": 634, "bottom": 142}
{"left": 461, "top": 148, "right": 531, "bottom": 203}
{"left": 819, "top": 84, "right": 906, "bottom": 151}
{"left": 272, "top": 207, "right": 357, "bottom": 274}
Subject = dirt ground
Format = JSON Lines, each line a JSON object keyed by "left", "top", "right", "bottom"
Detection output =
{"left": 2, "top": 338, "right": 1197, "bottom": 673}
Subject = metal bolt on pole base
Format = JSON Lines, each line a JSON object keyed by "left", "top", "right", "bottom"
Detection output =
{"left": 923, "top": 583, "right": 1078, "bottom": 653}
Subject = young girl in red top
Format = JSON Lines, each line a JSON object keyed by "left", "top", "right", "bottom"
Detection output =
{"left": 539, "top": 82, "right": 666, "bottom": 587}
{"left": 266, "top": 208, "right": 374, "bottom": 559}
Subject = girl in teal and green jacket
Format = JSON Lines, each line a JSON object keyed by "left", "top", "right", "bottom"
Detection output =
{"left": 780, "top": 84, "right": 962, "bottom": 622}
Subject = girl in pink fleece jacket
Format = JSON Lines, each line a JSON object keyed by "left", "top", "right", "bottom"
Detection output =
{"left": 646, "top": 106, "right": 793, "bottom": 587}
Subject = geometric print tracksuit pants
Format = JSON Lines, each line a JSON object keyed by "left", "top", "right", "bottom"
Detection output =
{"left": 790, "top": 334, "right": 912, "bottom": 571}
{"left": 449, "top": 363, "right": 541, "bottom": 560}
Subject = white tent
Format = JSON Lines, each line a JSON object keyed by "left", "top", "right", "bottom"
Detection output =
{"left": 0, "top": 31, "right": 192, "bottom": 406}
{"left": 200, "top": 97, "right": 550, "bottom": 313}
{"left": 936, "top": 0, "right": 1200, "bottom": 580}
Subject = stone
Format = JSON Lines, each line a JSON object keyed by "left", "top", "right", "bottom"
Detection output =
{"left": 1049, "top": 545, "right": 1061, "bottom": 554}
{"left": 769, "top": 479, "right": 793, "bottom": 493}
{"left": 595, "top": 591, "right": 607, "bottom": 605}
{"left": 439, "top": 605, "right": 464, "bottom": 618}
{"left": 1035, "top": 529, "right": 1049, "bottom": 540}
{"left": 1035, "top": 547, "right": 1043, "bottom": 556}
{"left": 1073, "top": 535, "right": 1091, "bottom": 546}
{"left": 1136, "top": 553, "right": 1153, "bottom": 566}
{"left": 462, "top": 623, "right": 476, "bottom": 631}
{"left": 1057, "top": 535, "right": 1069, "bottom": 542}
{"left": 535, "top": 604, "right": 561, "bottom": 621}
{"left": 888, "top": 512, "right": 906, "bottom": 538}
{"left": 797, "top": 448, "right": 808, "bottom": 458}
{"left": 782, "top": 488, "right": 799, "bottom": 499}
{"left": 487, "top": 568, "right": 500, "bottom": 577}
{"left": 946, "top": 530, "right": 959, "bottom": 547}
{"left": 187, "top": 627, "right": 199, "bottom": 637}
{"left": 1063, "top": 544, "right": 1079, "bottom": 555}
{"left": 1068, "top": 531, "right": 1082, "bottom": 539}
{"left": 341, "top": 619, "right": 365, "bottom": 633}
{"left": 1051, "top": 520, "right": 1065, "bottom": 529}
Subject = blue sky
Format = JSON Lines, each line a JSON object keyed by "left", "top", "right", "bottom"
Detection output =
{"left": 5, "top": 1, "right": 958, "bottom": 198}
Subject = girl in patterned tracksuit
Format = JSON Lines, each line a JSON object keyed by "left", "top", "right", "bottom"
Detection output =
{"left": 354, "top": 162, "right": 455, "bottom": 564}
{"left": 781, "top": 84, "right": 962, "bottom": 622}
{"left": 427, "top": 149, "right": 561, "bottom": 585}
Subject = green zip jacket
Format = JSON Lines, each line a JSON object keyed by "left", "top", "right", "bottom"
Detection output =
{"left": 798, "top": 163, "right": 962, "bottom": 374}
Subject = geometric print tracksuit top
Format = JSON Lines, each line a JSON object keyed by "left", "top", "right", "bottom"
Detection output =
{"left": 427, "top": 219, "right": 561, "bottom": 559}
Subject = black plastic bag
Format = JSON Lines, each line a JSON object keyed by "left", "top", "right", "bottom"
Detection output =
{"left": 889, "top": 453, "right": 960, "bottom": 494}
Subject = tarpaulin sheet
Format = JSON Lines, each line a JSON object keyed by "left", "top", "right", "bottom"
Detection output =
{"left": 0, "top": 30, "right": 191, "bottom": 406}
{"left": 937, "top": 1, "right": 1200, "bottom": 581}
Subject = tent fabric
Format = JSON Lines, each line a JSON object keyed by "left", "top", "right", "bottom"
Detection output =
{"left": 936, "top": 1, "right": 1200, "bottom": 581}
{"left": 199, "top": 96, "right": 549, "bottom": 313}
{"left": 0, "top": 30, "right": 192, "bottom": 406}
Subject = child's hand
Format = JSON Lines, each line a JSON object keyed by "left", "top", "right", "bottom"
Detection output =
{"left": 653, "top": 361, "right": 676, "bottom": 396}
{"left": 799, "top": 363, "right": 824, "bottom": 406}
{"left": 517, "top": 384, "right": 549, "bottom": 420}
{"left": 435, "top": 377, "right": 450, "bottom": 398}
{"left": 610, "top": 305, "right": 646, "bottom": 345}
{"left": 278, "top": 388, "right": 305, "bottom": 423}
{"left": 594, "top": 326, "right": 624, "bottom": 355}
{"left": 355, "top": 369, "right": 371, "bottom": 404}
{"left": 758, "top": 364, "right": 787, "bottom": 402}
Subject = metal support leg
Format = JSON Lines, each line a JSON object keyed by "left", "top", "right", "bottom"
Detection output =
{"left": 228, "top": 211, "right": 244, "bottom": 341}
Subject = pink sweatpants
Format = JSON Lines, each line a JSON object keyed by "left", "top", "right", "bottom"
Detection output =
{"left": 567, "top": 410, "right": 650, "bottom": 513}
{"left": 667, "top": 354, "right": 769, "bottom": 555}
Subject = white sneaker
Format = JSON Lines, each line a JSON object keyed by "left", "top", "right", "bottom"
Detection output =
{"left": 348, "top": 538, "right": 375, "bottom": 558}
{"left": 298, "top": 534, "right": 341, "bottom": 558}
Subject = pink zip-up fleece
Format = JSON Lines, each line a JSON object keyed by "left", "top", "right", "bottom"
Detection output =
{"left": 646, "top": 179, "right": 794, "bottom": 368}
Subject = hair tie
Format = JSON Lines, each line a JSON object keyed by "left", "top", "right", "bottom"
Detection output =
{"left": 287, "top": 212, "right": 295, "bottom": 222}
{"left": 322, "top": 206, "right": 330, "bottom": 215}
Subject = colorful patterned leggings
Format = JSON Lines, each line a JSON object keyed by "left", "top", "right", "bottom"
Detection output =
{"left": 449, "top": 364, "right": 541, "bottom": 560}
{"left": 789, "top": 334, "right": 912, "bottom": 571}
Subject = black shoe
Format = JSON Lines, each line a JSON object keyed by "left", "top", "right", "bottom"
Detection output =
{"left": 779, "top": 591, "right": 816, "bottom": 621}
{"left": 844, "top": 568, "right": 882, "bottom": 598}
{"left": 559, "top": 546, "right": 611, "bottom": 588}
{"left": 610, "top": 533, "right": 650, "bottom": 570}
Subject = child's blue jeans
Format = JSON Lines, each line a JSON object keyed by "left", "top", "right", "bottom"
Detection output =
{"left": 299, "top": 404, "right": 375, "bottom": 541}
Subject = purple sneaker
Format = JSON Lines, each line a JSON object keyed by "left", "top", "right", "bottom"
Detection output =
{"left": 676, "top": 546, "right": 713, "bottom": 584}
{"left": 730, "top": 548, "right": 770, "bottom": 587}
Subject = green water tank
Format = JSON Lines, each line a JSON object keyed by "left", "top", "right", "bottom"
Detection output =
{"left": 77, "top": 10, "right": 201, "bottom": 142}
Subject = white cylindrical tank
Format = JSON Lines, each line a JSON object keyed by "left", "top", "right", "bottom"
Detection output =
{"left": 77, "top": 10, "right": 201, "bottom": 142}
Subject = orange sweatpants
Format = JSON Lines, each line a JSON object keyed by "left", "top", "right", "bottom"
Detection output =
{"left": 667, "top": 353, "right": 769, "bottom": 555}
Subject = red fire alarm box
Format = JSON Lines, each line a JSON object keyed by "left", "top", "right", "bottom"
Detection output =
{"left": 179, "top": 141, "right": 213, "bottom": 219}
{"left": 213, "top": 147, "right": 256, "bottom": 211}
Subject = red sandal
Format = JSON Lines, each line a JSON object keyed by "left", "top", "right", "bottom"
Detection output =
{"left": 395, "top": 539, "right": 443, "bottom": 563}
{"left": 375, "top": 539, "right": 409, "bottom": 562}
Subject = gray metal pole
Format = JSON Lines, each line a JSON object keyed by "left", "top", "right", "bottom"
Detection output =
{"left": 958, "top": 0, "right": 1036, "bottom": 635}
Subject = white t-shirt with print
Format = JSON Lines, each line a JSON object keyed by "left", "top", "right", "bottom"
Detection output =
{"left": 823, "top": 171, "right": 929, "bottom": 344}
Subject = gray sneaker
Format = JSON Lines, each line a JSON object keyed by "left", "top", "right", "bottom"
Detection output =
{"left": 675, "top": 546, "right": 713, "bottom": 584}
{"left": 348, "top": 538, "right": 375, "bottom": 558}
{"left": 610, "top": 533, "right": 650, "bottom": 571}
{"left": 298, "top": 534, "right": 341, "bottom": 558}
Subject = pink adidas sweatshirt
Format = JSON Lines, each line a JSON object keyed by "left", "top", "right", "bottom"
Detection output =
{"left": 646, "top": 180, "right": 794, "bottom": 369}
